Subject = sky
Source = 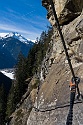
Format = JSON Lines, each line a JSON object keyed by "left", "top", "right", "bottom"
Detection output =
{"left": 0, "top": 0, "right": 50, "bottom": 40}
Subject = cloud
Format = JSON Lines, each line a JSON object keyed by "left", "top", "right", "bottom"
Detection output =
{"left": 20, "top": 15, "right": 49, "bottom": 31}
{"left": 0, "top": 4, "right": 50, "bottom": 40}
{"left": 0, "top": 9, "right": 49, "bottom": 40}
{"left": 0, "top": 8, "right": 48, "bottom": 31}
{"left": 0, "top": 23, "right": 41, "bottom": 40}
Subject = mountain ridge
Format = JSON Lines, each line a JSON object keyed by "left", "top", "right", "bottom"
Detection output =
{"left": 0, "top": 32, "right": 35, "bottom": 43}
{"left": 0, "top": 32, "right": 34, "bottom": 69}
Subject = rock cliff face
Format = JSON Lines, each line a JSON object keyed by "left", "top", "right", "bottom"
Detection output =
{"left": 9, "top": 1, "right": 83, "bottom": 125}
{"left": 42, "top": 0, "right": 83, "bottom": 25}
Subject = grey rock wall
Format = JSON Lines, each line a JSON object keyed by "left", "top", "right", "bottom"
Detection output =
{"left": 27, "top": 103, "right": 83, "bottom": 125}
{"left": 42, "top": 0, "right": 83, "bottom": 25}
{"left": 27, "top": 5, "right": 83, "bottom": 125}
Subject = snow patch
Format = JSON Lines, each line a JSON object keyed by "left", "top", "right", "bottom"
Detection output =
{"left": 27, "top": 39, "right": 36, "bottom": 43}
{"left": 2, "top": 44, "right": 5, "bottom": 47}
{"left": 0, "top": 69, "right": 14, "bottom": 79}
{"left": 0, "top": 33, "right": 8, "bottom": 37}
{"left": 0, "top": 32, "right": 34, "bottom": 44}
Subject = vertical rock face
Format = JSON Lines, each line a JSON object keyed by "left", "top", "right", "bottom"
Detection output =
{"left": 26, "top": 1, "right": 83, "bottom": 125}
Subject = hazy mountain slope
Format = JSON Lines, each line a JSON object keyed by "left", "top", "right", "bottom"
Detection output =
{"left": 0, "top": 69, "right": 14, "bottom": 80}
{"left": 0, "top": 47, "right": 16, "bottom": 69}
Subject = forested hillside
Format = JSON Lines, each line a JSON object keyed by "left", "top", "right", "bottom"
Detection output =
{"left": 0, "top": 26, "right": 53, "bottom": 125}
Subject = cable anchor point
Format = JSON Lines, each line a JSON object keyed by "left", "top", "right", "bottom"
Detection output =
{"left": 70, "top": 77, "right": 83, "bottom": 102}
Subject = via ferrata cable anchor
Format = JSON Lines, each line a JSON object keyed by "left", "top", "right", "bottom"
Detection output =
{"left": 70, "top": 77, "right": 83, "bottom": 102}
{"left": 76, "top": 92, "right": 83, "bottom": 102}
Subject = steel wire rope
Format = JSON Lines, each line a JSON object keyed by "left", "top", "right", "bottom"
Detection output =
{"left": 33, "top": 100, "right": 82, "bottom": 112}
{"left": 49, "top": 0, "right": 80, "bottom": 95}
{"left": 43, "top": 0, "right": 82, "bottom": 124}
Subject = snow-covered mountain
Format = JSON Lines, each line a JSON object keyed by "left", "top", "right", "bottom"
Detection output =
{"left": 0, "top": 32, "right": 34, "bottom": 43}
{"left": 0, "top": 32, "right": 34, "bottom": 69}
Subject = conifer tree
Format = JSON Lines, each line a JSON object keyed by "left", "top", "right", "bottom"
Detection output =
{"left": 6, "top": 53, "right": 27, "bottom": 118}
{"left": 15, "top": 52, "right": 27, "bottom": 101}
{"left": 0, "top": 84, "right": 6, "bottom": 125}
{"left": 6, "top": 83, "right": 15, "bottom": 118}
